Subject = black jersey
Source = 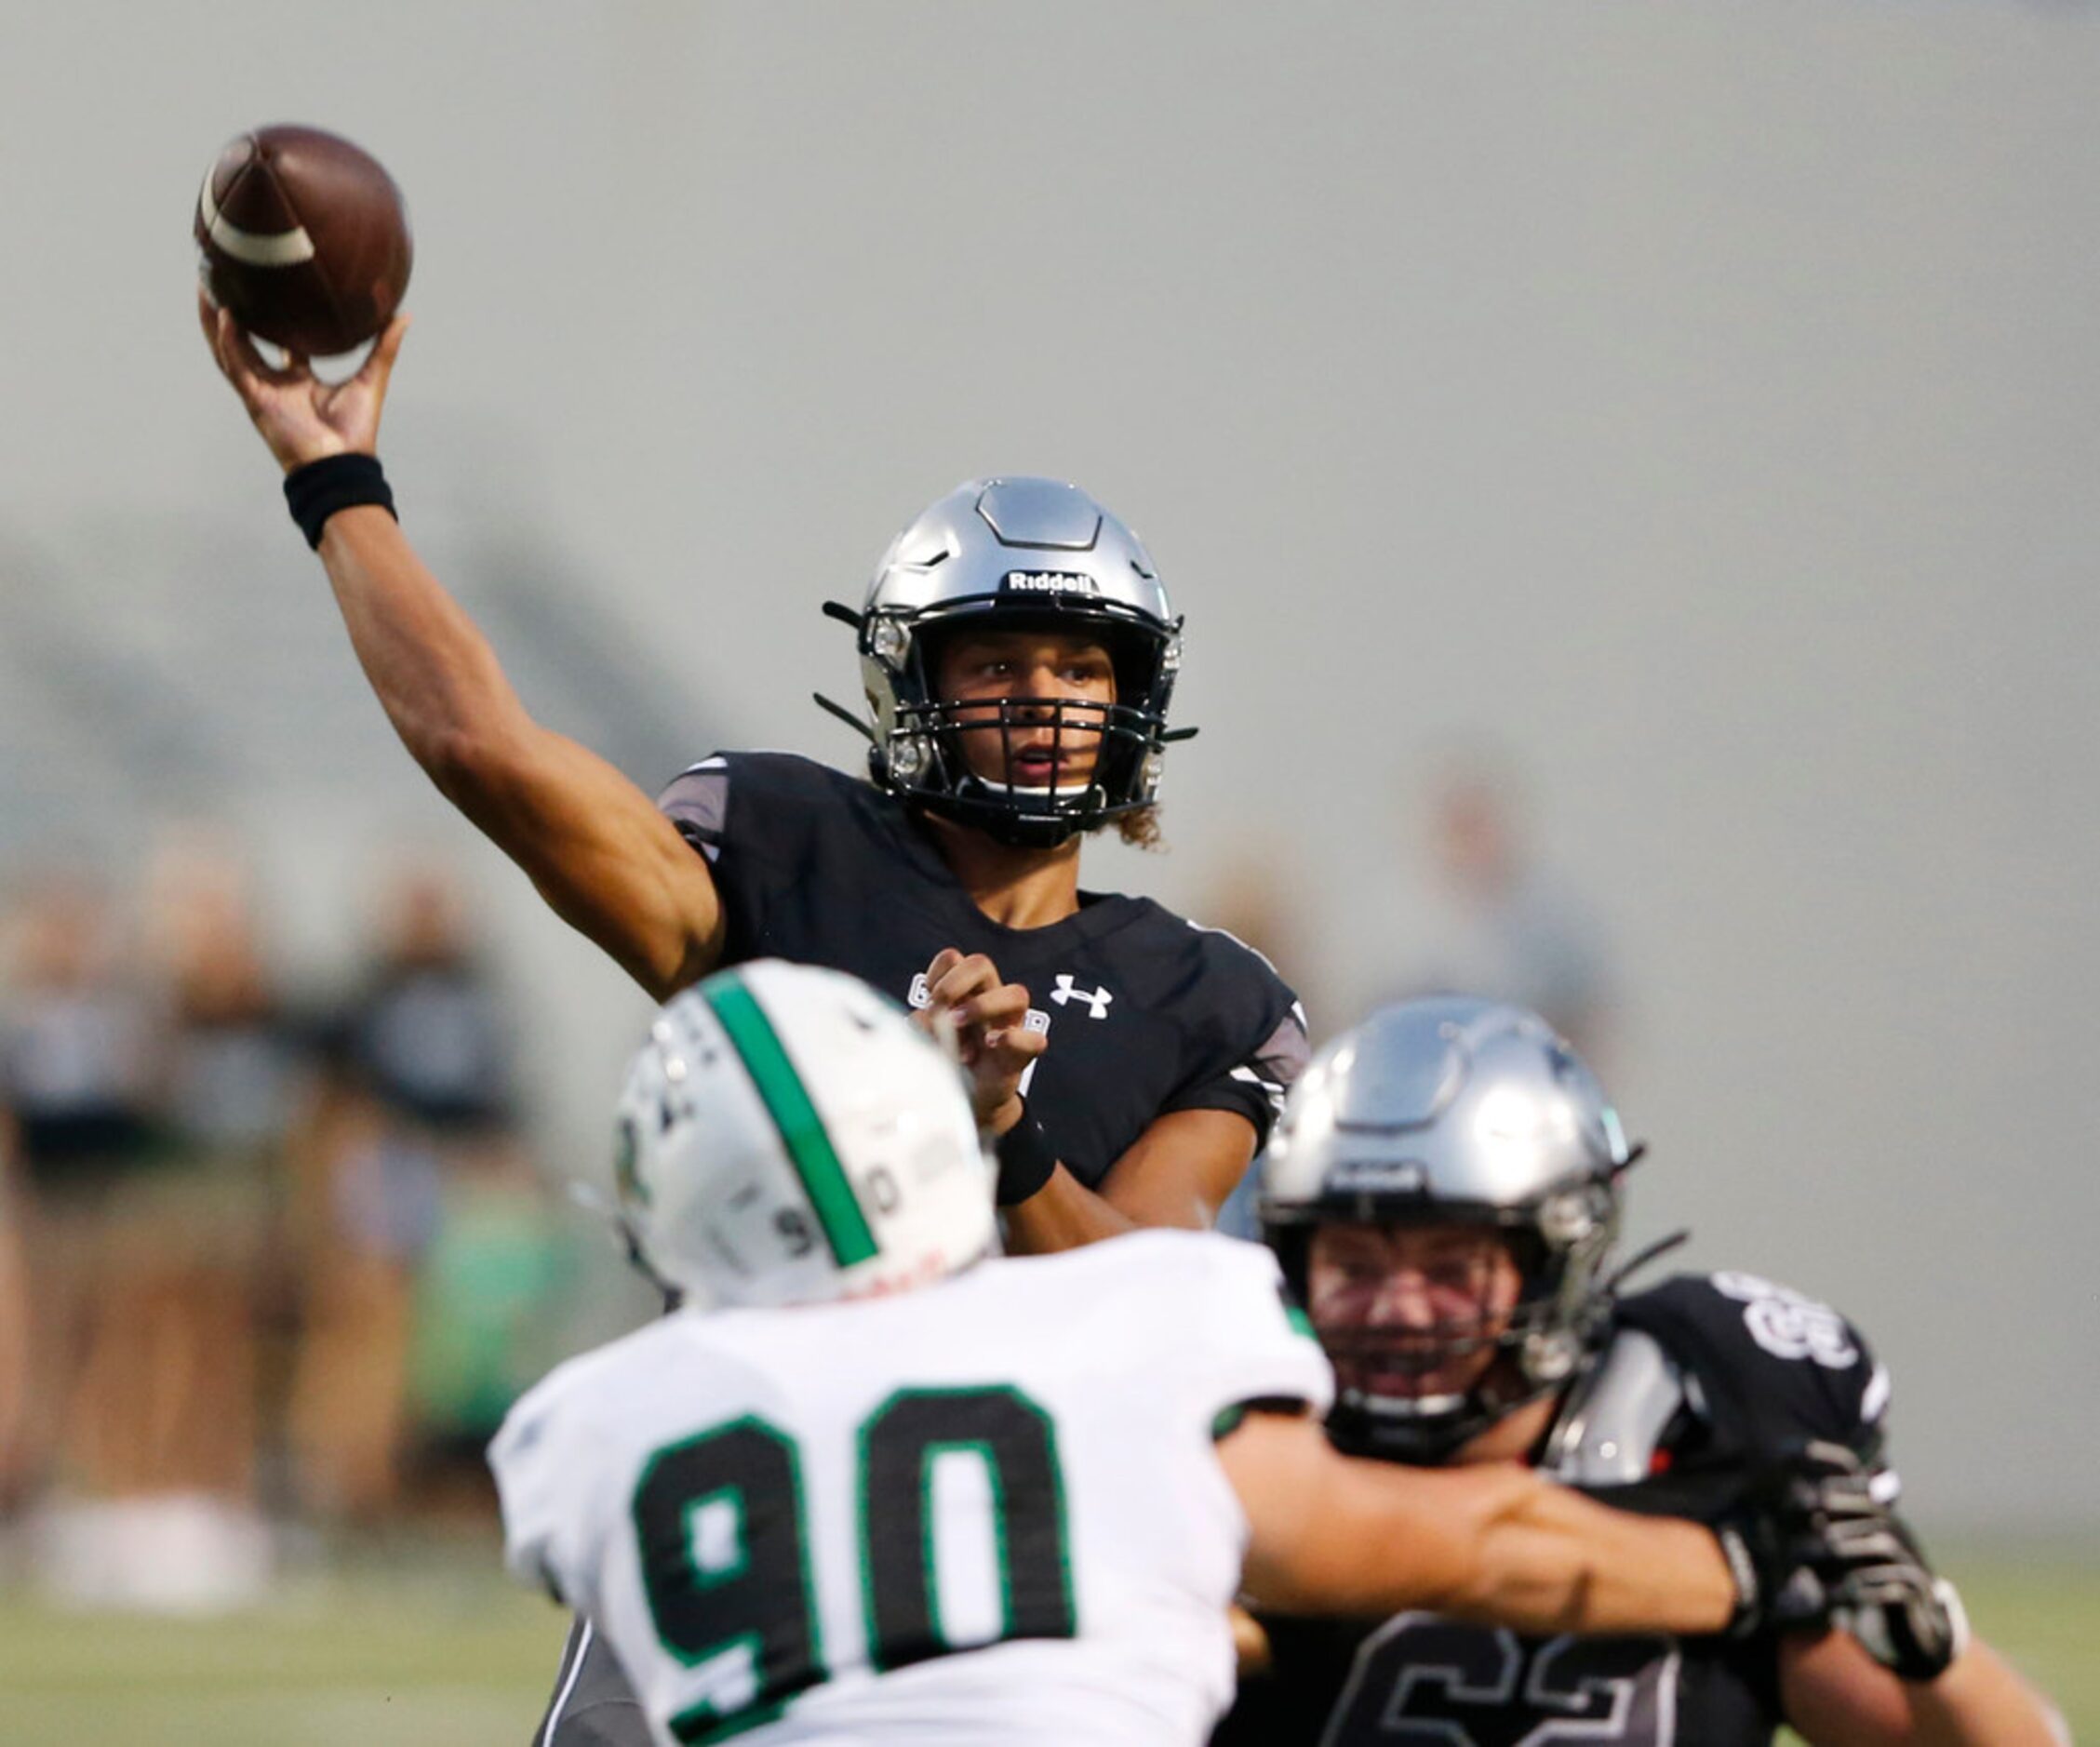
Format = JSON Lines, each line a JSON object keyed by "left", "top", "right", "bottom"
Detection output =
{"left": 658, "top": 752, "right": 1308, "bottom": 1187}
{"left": 1215, "top": 1271, "right": 1889, "bottom": 1747}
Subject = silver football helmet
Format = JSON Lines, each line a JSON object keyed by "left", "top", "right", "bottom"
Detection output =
{"left": 1261, "top": 997, "right": 1634, "bottom": 1461}
{"left": 818, "top": 477, "right": 1192, "bottom": 847}
{"left": 613, "top": 960, "right": 997, "bottom": 1311}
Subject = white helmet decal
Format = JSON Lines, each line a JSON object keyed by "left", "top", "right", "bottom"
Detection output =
{"left": 614, "top": 961, "right": 997, "bottom": 1310}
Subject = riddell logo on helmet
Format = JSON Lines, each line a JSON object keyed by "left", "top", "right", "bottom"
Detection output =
{"left": 1330, "top": 1158, "right": 1429, "bottom": 1194}
{"left": 1001, "top": 570, "right": 1099, "bottom": 593}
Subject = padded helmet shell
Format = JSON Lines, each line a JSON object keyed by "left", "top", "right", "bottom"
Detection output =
{"left": 1261, "top": 997, "right": 1631, "bottom": 1460}
{"left": 841, "top": 477, "right": 1186, "bottom": 847}
{"left": 614, "top": 961, "right": 996, "bottom": 1310}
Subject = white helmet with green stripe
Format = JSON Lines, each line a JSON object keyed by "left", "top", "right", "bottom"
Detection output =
{"left": 613, "top": 959, "right": 997, "bottom": 1309}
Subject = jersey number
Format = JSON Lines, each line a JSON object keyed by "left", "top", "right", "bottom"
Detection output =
{"left": 1326, "top": 1615, "right": 1674, "bottom": 1747}
{"left": 634, "top": 1386, "right": 1075, "bottom": 1743}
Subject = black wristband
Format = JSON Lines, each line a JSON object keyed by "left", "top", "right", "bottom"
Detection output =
{"left": 284, "top": 452, "right": 396, "bottom": 550}
{"left": 993, "top": 1109, "right": 1058, "bottom": 1207}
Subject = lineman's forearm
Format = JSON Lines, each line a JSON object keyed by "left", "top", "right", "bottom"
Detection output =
{"left": 317, "top": 506, "right": 530, "bottom": 777}
{"left": 1441, "top": 1469, "right": 1736, "bottom": 1638}
{"left": 1232, "top": 1444, "right": 1732, "bottom": 1634}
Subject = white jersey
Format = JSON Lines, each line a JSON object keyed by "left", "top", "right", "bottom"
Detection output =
{"left": 491, "top": 1229, "right": 1331, "bottom": 1746}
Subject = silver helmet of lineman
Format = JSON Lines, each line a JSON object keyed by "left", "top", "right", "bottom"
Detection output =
{"left": 612, "top": 961, "right": 997, "bottom": 1311}
{"left": 1261, "top": 997, "right": 1634, "bottom": 1461}
{"left": 819, "top": 477, "right": 1192, "bottom": 848}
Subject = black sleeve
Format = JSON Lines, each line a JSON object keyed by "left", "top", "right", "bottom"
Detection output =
{"left": 1598, "top": 1271, "right": 1890, "bottom": 1519}
{"left": 1159, "top": 931, "right": 1310, "bottom": 1150}
{"left": 653, "top": 752, "right": 848, "bottom": 964}
{"left": 655, "top": 756, "right": 729, "bottom": 860}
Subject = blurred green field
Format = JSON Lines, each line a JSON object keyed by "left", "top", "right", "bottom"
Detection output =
{"left": 1780, "top": 1541, "right": 2098, "bottom": 1743}
{"left": 0, "top": 1533, "right": 568, "bottom": 1747}
{"left": 0, "top": 1535, "right": 2090, "bottom": 1744}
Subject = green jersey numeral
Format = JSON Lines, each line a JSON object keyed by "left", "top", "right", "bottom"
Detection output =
{"left": 634, "top": 1385, "right": 1076, "bottom": 1740}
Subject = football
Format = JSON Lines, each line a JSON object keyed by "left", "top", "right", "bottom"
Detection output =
{"left": 194, "top": 124, "right": 413, "bottom": 357}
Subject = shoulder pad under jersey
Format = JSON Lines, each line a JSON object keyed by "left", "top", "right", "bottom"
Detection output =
{"left": 1539, "top": 1327, "right": 1688, "bottom": 1487}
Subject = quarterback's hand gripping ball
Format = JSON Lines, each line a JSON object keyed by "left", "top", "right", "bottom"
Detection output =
{"left": 194, "top": 124, "right": 412, "bottom": 358}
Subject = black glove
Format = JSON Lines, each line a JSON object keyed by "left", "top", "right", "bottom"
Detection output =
{"left": 1710, "top": 1495, "right": 1835, "bottom": 1641}
{"left": 1786, "top": 1439, "right": 1969, "bottom": 1682}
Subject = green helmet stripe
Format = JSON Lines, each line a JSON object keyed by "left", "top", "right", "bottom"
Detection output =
{"left": 702, "top": 974, "right": 878, "bottom": 1269}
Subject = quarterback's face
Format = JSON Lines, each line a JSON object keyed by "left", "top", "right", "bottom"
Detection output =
{"left": 1306, "top": 1222, "right": 1524, "bottom": 1404}
{"left": 933, "top": 631, "right": 1117, "bottom": 792}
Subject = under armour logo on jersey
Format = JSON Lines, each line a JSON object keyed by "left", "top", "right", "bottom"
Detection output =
{"left": 1050, "top": 975, "right": 1114, "bottom": 1020}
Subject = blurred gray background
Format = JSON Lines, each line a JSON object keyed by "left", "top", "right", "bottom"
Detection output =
{"left": 0, "top": 0, "right": 2093, "bottom": 1535}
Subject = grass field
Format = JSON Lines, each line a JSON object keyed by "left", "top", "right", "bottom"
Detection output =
{"left": 0, "top": 1533, "right": 567, "bottom": 1747}
{"left": 1, "top": 1533, "right": 2090, "bottom": 1744}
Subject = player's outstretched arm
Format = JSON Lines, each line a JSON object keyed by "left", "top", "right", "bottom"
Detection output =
{"left": 311, "top": 502, "right": 725, "bottom": 994}
{"left": 201, "top": 298, "right": 725, "bottom": 998}
{"left": 1219, "top": 1410, "right": 1738, "bottom": 1638}
{"left": 1781, "top": 1625, "right": 2067, "bottom": 1747}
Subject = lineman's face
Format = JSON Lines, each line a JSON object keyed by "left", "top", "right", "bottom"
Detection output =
{"left": 933, "top": 631, "right": 1117, "bottom": 791}
{"left": 1306, "top": 1222, "right": 1523, "bottom": 1403}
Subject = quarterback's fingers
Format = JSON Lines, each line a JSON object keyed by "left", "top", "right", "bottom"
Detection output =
{"left": 928, "top": 954, "right": 1001, "bottom": 1011}
{"left": 357, "top": 313, "right": 411, "bottom": 394}
{"left": 207, "top": 306, "right": 263, "bottom": 396}
{"left": 197, "top": 288, "right": 231, "bottom": 371}
{"left": 220, "top": 313, "right": 301, "bottom": 393}
{"left": 956, "top": 980, "right": 1030, "bottom": 1029}
{"left": 920, "top": 951, "right": 974, "bottom": 1008}
{"left": 981, "top": 1025, "right": 1049, "bottom": 1067}
{"left": 913, "top": 999, "right": 962, "bottom": 1058}
{"left": 216, "top": 318, "right": 281, "bottom": 415}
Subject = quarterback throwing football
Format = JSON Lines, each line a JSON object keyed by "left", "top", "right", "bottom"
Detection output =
{"left": 200, "top": 303, "right": 1302, "bottom": 1253}
{"left": 493, "top": 963, "right": 1868, "bottom": 1747}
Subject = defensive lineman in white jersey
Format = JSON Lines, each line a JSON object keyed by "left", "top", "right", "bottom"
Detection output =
{"left": 491, "top": 962, "right": 1835, "bottom": 1747}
